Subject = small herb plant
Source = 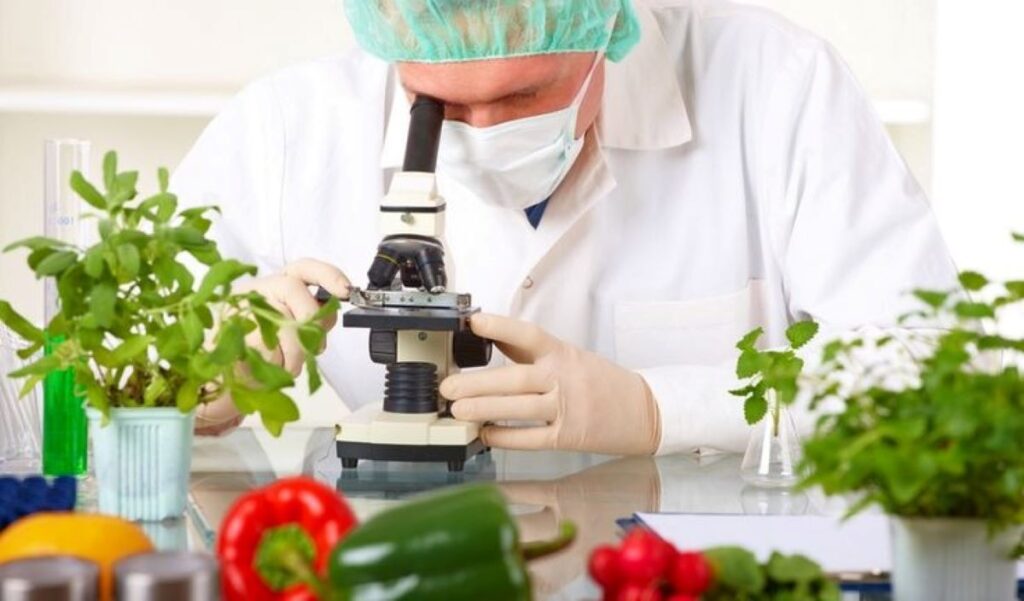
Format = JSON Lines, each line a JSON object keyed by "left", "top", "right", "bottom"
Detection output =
{"left": 0, "top": 151, "right": 339, "bottom": 435}
{"left": 800, "top": 234, "right": 1024, "bottom": 548}
{"left": 730, "top": 321, "right": 820, "bottom": 435}
{"left": 701, "top": 546, "right": 839, "bottom": 601}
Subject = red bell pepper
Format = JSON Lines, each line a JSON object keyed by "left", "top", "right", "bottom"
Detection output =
{"left": 217, "top": 477, "right": 357, "bottom": 601}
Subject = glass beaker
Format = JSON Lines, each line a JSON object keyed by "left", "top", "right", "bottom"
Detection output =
{"left": 740, "top": 393, "right": 803, "bottom": 488}
{"left": 42, "top": 139, "right": 90, "bottom": 476}
{"left": 0, "top": 324, "right": 43, "bottom": 473}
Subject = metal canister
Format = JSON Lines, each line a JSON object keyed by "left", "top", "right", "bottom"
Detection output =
{"left": 0, "top": 556, "right": 98, "bottom": 601}
{"left": 113, "top": 552, "right": 219, "bottom": 601}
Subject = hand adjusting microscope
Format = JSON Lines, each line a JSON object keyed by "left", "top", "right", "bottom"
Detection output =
{"left": 327, "top": 95, "right": 493, "bottom": 473}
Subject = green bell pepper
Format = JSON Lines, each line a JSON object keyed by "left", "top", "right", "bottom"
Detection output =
{"left": 327, "top": 484, "right": 575, "bottom": 601}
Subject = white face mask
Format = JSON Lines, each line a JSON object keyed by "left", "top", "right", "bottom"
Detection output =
{"left": 436, "top": 58, "right": 600, "bottom": 211}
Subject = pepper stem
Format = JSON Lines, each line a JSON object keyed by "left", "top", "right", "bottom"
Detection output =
{"left": 521, "top": 521, "right": 578, "bottom": 561}
{"left": 255, "top": 525, "right": 330, "bottom": 600}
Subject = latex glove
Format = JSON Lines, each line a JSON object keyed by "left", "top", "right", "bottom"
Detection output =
{"left": 195, "top": 258, "right": 350, "bottom": 436}
{"left": 441, "top": 314, "right": 661, "bottom": 454}
{"left": 236, "top": 258, "right": 350, "bottom": 374}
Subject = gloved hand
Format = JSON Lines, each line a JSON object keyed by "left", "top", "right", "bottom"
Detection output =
{"left": 195, "top": 258, "right": 350, "bottom": 436}
{"left": 235, "top": 258, "right": 350, "bottom": 374}
{"left": 441, "top": 314, "right": 661, "bottom": 455}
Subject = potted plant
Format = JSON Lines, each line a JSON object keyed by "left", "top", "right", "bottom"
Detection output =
{"left": 799, "top": 237, "right": 1024, "bottom": 600}
{"left": 730, "top": 321, "right": 819, "bottom": 488}
{"left": 0, "top": 151, "right": 338, "bottom": 520}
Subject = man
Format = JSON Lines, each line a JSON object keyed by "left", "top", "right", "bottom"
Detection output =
{"left": 173, "top": 0, "right": 957, "bottom": 454}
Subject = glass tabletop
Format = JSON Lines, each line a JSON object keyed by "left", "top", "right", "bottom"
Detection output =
{"left": 173, "top": 427, "right": 862, "bottom": 601}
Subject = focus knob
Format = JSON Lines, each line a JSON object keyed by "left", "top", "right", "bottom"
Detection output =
{"left": 453, "top": 329, "right": 492, "bottom": 368}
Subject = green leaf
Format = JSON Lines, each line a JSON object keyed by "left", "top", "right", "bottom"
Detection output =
{"left": 116, "top": 243, "right": 140, "bottom": 278}
{"left": 311, "top": 296, "right": 341, "bottom": 324}
{"left": 736, "top": 349, "right": 763, "bottom": 379}
{"left": 179, "top": 206, "right": 221, "bottom": 220}
{"left": 17, "top": 374, "right": 46, "bottom": 399}
{"left": 139, "top": 192, "right": 178, "bottom": 224}
{"left": 168, "top": 226, "right": 205, "bottom": 248}
{"left": 195, "top": 305, "right": 214, "bottom": 328}
{"left": 15, "top": 341, "right": 42, "bottom": 361}
{"left": 958, "top": 271, "right": 989, "bottom": 292}
{"left": 209, "top": 321, "right": 246, "bottom": 365}
{"left": 704, "top": 547, "right": 765, "bottom": 593}
{"left": 913, "top": 289, "right": 950, "bottom": 309}
{"left": 8, "top": 353, "right": 63, "bottom": 379}
{"left": 34, "top": 250, "right": 77, "bottom": 276}
{"left": 158, "top": 167, "right": 170, "bottom": 193}
{"left": 254, "top": 313, "right": 280, "bottom": 352}
{"left": 766, "top": 552, "right": 823, "bottom": 583}
{"left": 1012, "top": 232, "right": 1024, "bottom": 243}
{"left": 3, "top": 236, "right": 72, "bottom": 253}
{"left": 244, "top": 348, "right": 294, "bottom": 390}
{"left": 193, "top": 260, "right": 257, "bottom": 305}
{"left": 953, "top": 301, "right": 995, "bottom": 319}
{"left": 232, "top": 387, "right": 300, "bottom": 437}
{"left": 156, "top": 325, "right": 188, "bottom": 360}
{"left": 306, "top": 355, "right": 323, "bottom": 394}
{"left": 188, "top": 245, "right": 222, "bottom": 266}
{"left": 736, "top": 327, "right": 764, "bottom": 351}
{"left": 188, "top": 352, "right": 222, "bottom": 382}
{"left": 110, "top": 171, "right": 139, "bottom": 205}
{"left": 84, "top": 247, "right": 106, "bottom": 278}
{"left": 98, "top": 219, "right": 115, "bottom": 241}
{"left": 181, "top": 310, "right": 205, "bottom": 351}
{"left": 82, "top": 376, "right": 110, "bottom": 416}
{"left": 297, "top": 326, "right": 324, "bottom": 356}
{"left": 70, "top": 171, "right": 106, "bottom": 210}
{"left": 744, "top": 394, "right": 768, "bottom": 425}
{"left": 1005, "top": 281, "right": 1024, "bottom": 299}
{"left": 176, "top": 381, "right": 202, "bottom": 413}
{"left": 786, "top": 320, "right": 819, "bottom": 349}
{"left": 89, "top": 282, "right": 117, "bottom": 328}
{"left": 143, "top": 373, "right": 168, "bottom": 406}
{"left": 103, "top": 151, "right": 117, "bottom": 192}
{"left": 110, "top": 335, "right": 152, "bottom": 365}
{"left": 27, "top": 248, "right": 57, "bottom": 271}
{"left": 0, "top": 300, "right": 44, "bottom": 343}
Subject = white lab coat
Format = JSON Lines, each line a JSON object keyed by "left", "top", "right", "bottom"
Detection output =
{"left": 172, "top": 0, "right": 958, "bottom": 455}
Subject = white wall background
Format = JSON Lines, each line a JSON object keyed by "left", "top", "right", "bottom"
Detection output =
{"left": 3, "top": 0, "right": 1020, "bottom": 420}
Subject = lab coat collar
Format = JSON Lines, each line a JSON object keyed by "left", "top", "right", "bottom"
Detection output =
{"left": 380, "top": 5, "right": 692, "bottom": 168}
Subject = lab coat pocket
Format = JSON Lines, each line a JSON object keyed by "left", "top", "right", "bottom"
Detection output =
{"left": 613, "top": 280, "right": 766, "bottom": 369}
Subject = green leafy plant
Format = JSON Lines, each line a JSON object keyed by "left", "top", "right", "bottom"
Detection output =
{"left": 730, "top": 321, "right": 820, "bottom": 435}
{"left": 0, "top": 151, "right": 339, "bottom": 435}
{"left": 800, "top": 235, "right": 1024, "bottom": 549}
{"left": 702, "top": 546, "right": 839, "bottom": 601}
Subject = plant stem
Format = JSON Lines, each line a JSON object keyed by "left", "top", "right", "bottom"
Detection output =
{"left": 772, "top": 398, "right": 781, "bottom": 438}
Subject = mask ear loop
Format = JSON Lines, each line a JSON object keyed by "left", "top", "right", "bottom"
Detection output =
{"left": 567, "top": 53, "right": 605, "bottom": 140}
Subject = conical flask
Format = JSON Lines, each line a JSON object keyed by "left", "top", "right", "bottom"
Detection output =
{"left": 740, "top": 394, "right": 802, "bottom": 488}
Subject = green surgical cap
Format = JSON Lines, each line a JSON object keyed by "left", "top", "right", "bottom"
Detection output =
{"left": 344, "top": 0, "right": 641, "bottom": 63}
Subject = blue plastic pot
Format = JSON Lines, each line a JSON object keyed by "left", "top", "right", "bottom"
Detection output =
{"left": 86, "top": 407, "right": 195, "bottom": 521}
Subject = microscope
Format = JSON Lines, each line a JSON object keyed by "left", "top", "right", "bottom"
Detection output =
{"left": 332, "top": 95, "right": 493, "bottom": 473}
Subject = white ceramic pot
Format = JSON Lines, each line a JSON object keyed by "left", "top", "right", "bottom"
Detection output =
{"left": 890, "top": 517, "right": 1021, "bottom": 601}
{"left": 87, "top": 407, "right": 195, "bottom": 521}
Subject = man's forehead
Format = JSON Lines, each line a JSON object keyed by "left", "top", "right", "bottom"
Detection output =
{"left": 397, "top": 52, "right": 593, "bottom": 105}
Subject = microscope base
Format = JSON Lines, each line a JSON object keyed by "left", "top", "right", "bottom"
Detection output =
{"left": 336, "top": 405, "right": 486, "bottom": 472}
{"left": 336, "top": 439, "right": 487, "bottom": 473}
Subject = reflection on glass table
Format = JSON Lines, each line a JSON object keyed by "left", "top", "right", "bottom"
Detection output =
{"left": 171, "top": 427, "right": 912, "bottom": 601}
